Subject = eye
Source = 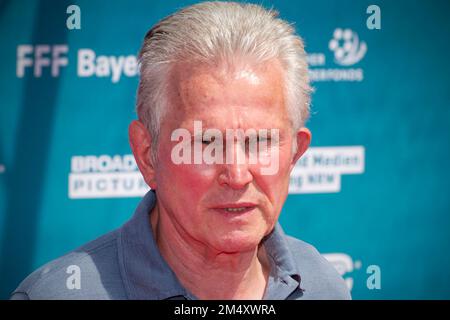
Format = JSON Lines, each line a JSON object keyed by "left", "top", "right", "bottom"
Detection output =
{"left": 192, "top": 136, "right": 212, "bottom": 145}
{"left": 257, "top": 136, "right": 270, "bottom": 142}
{"left": 202, "top": 139, "right": 211, "bottom": 145}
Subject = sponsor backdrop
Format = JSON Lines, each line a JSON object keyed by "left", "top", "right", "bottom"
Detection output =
{"left": 1, "top": 0, "right": 449, "bottom": 299}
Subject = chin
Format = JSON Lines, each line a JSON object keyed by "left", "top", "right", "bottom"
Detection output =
{"left": 211, "top": 230, "right": 264, "bottom": 253}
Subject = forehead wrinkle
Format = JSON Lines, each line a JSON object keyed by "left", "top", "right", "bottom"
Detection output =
{"left": 174, "top": 64, "right": 225, "bottom": 113}
{"left": 168, "top": 60, "right": 289, "bottom": 130}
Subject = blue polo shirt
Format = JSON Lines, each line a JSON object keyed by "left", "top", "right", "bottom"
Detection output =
{"left": 10, "top": 190, "right": 351, "bottom": 300}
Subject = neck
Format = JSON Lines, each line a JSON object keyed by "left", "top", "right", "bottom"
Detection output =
{"left": 150, "top": 201, "right": 270, "bottom": 300}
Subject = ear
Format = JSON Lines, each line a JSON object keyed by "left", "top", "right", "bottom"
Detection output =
{"left": 290, "top": 127, "right": 312, "bottom": 169}
{"left": 129, "top": 120, "right": 157, "bottom": 189}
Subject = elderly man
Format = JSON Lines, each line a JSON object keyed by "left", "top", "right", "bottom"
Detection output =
{"left": 11, "top": 1, "right": 350, "bottom": 300}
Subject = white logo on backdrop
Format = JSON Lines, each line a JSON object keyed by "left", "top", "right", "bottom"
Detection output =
{"left": 68, "top": 154, "right": 148, "bottom": 199}
{"left": 323, "top": 253, "right": 362, "bottom": 290}
{"left": 307, "top": 28, "right": 367, "bottom": 82}
{"left": 328, "top": 28, "right": 367, "bottom": 66}
{"left": 289, "top": 146, "right": 365, "bottom": 194}
{"left": 324, "top": 253, "right": 382, "bottom": 291}
{"left": 16, "top": 45, "right": 138, "bottom": 83}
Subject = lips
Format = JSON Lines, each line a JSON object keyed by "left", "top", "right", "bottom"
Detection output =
{"left": 212, "top": 203, "right": 257, "bottom": 214}
{"left": 222, "top": 207, "right": 251, "bottom": 212}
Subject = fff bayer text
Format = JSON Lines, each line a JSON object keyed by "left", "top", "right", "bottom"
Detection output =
{"left": 16, "top": 45, "right": 138, "bottom": 83}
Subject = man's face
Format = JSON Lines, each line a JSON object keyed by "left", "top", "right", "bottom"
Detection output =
{"left": 153, "top": 59, "right": 308, "bottom": 253}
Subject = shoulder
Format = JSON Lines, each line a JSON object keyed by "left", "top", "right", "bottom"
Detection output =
{"left": 285, "top": 235, "right": 352, "bottom": 300}
{"left": 10, "top": 229, "right": 127, "bottom": 300}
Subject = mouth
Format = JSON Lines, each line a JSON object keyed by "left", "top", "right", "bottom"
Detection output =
{"left": 211, "top": 203, "right": 257, "bottom": 215}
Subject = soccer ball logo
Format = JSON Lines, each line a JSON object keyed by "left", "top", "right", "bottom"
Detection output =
{"left": 328, "top": 28, "right": 367, "bottom": 66}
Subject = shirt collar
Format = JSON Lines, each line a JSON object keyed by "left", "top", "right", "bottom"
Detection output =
{"left": 118, "top": 190, "right": 302, "bottom": 300}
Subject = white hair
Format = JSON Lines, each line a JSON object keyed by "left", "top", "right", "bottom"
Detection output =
{"left": 136, "top": 1, "right": 312, "bottom": 156}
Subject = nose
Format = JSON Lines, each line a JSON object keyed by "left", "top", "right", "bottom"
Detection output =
{"left": 218, "top": 145, "right": 253, "bottom": 190}
{"left": 218, "top": 162, "right": 253, "bottom": 190}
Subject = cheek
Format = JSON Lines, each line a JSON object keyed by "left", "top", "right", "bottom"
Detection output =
{"left": 252, "top": 145, "right": 293, "bottom": 201}
{"left": 156, "top": 144, "right": 218, "bottom": 203}
{"left": 171, "top": 164, "right": 217, "bottom": 195}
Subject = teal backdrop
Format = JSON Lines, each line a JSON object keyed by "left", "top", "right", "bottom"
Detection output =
{"left": 1, "top": 0, "right": 450, "bottom": 299}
